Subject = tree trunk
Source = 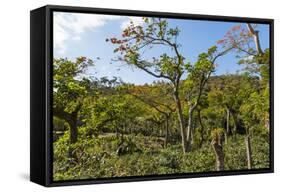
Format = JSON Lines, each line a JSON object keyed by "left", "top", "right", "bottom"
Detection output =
{"left": 224, "top": 107, "right": 230, "bottom": 145}
{"left": 245, "top": 133, "right": 252, "bottom": 169}
{"left": 247, "top": 24, "right": 263, "bottom": 55}
{"left": 186, "top": 106, "right": 195, "bottom": 152}
{"left": 211, "top": 135, "right": 224, "bottom": 171}
{"left": 69, "top": 118, "right": 78, "bottom": 144}
{"left": 230, "top": 111, "right": 238, "bottom": 141}
{"left": 68, "top": 110, "right": 80, "bottom": 158}
{"left": 53, "top": 107, "right": 80, "bottom": 158}
{"left": 173, "top": 88, "right": 188, "bottom": 153}
{"left": 191, "top": 116, "right": 196, "bottom": 145}
{"left": 226, "top": 107, "right": 231, "bottom": 135}
{"left": 198, "top": 110, "right": 205, "bottom": 148}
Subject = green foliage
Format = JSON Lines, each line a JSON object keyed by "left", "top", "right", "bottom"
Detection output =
{"left": 53, "top": 22, "right": 270, "bottom": 181}
{"left": 53, "top": 57, "right": 93, "bottom": 113}
{"left": 240, "top": 87, "right": 269, "bottom": 135}
{"left": 116, "top": 137, "right": 142, "bottom": 155}
{"left": 53, "top": 63, "right": 270, "bottom": 180}
{"left": 53, "top": 133, "right": 269, "bottom": 180}
{"left": 210, "top": 128, "right": 225, "bottom": 140}
{"left": 224, "top": 136, "right": 270, "bottom": 170}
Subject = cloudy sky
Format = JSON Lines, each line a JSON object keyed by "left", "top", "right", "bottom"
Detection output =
{"left": 53, "top": 12, "right": 270, "bottom": 85}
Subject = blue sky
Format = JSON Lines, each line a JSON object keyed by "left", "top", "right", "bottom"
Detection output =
{"left": 53, "top": 12, "right": 270, "bottom": 85}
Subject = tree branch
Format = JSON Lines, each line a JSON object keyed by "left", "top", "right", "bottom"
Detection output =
{"left": 53, "top": 107, "right": 72, "bottom": 122}
{"left": 131, "top": 93, "right": 170, "bottom": 116}
{"left": 136, "top": 60, "right": 172, "bottom": 80}
{"left": 212, "top": 47, "right": 233, "bottom": 64}
{"left": 246, "top": 23, "right": 263, "bottom": 55}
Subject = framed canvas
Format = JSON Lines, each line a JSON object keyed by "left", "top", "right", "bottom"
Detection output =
{"left": 30, "top": 5, "right": 274, "bottom": 187}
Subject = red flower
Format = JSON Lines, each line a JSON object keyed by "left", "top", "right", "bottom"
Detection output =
{"left": 217, "top": 39, "right": 225, "bottom": 44}
{"left": 110, "top": 38, "right": 117, "bottom": 44}
{"left": 231, "top": 25, "right": 241, "bottom": 31}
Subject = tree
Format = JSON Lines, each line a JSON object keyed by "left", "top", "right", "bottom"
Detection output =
{"left": 124, "top": 82, "right": 175, "bottom": 147}
{"left": 240, "top": 87, "right": 269, "bottom": 169}
{"left": 183, "top": 46, "right": 228, "bottom": 151}
{"left": 53, "top": 57, "right": 93, "bottom": 157}
{"left": 207, "top": 75, "right": 254, "bottom": 139}
{"left": 108, "top": 18, "right": 230, "bottom": 153}
{"left": 107, "top": 18, "right": 189, "bottom": 152}
{"left": 217, "top": 23, "right": 269, "bottom": 81}
{"left": 195, "top": 94, "right": 209, "bottom": 148}
{"left": 88, "top": 82, "right": 142, "bottom": 138}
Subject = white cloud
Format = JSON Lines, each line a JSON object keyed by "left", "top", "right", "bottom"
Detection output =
{"left": 53, "top": 12, "right": 121, "bottom": 54}
{"left": 121, "top": 16, "right": 145, "bottom": 30}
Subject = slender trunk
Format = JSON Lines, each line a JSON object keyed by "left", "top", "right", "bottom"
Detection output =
{"left": 232, "top": 113, "right": 237, "bottom": 135}
{"left": 211, "top": 134, "right": 224, "bottom": 171}
{"left": 173, "top": 88, "right": 188, "bottom": 153}
{"left": 230, "top": 111, "right": 238, "bottom": 141}
{"left": 191, "top": 117, "right": 196, "bottom": 145}
{"left": 245, "top": 129, "right": 252, "bottom": 169}
{"left": 226, "top": 107, "right": 231, "bottom": 135}
{"left": 198, "top": 110, "right": 205, "bottom": 148}
{"left": 224, "top": 107, "right": 230, "bottom": 145}
{"left": 186, "top": 106, "right": 195, "bottom": 152}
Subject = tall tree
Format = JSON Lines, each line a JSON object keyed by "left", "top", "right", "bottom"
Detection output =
{"left": 183, "top": 46, "right": 228, "bottom": 151}
{"left": 108, "top": 18, "right": 229, "bottom": 153}
{"left": 53, "top": 57, "right": 93, "bottom": 156}
{"left": 107, "top": 18, "right": 189, "bottom": 152}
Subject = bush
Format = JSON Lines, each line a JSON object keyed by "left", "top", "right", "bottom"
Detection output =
{"left": 53, "top": 133, "right": 270, "bottom": 181}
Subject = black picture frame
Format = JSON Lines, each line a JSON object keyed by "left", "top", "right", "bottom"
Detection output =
{"left": 30, "top": 5, "right": 274, "bottom": 187}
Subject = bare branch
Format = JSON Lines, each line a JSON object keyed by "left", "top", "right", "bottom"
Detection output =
{"left": 246, "top": 23, "right": 263, "bottom": 55}
{"left": 212, "top": 47, "right": 233, "bottom": 64}
{"left": 137, "top": 60, "right": 172, "bottom": 80}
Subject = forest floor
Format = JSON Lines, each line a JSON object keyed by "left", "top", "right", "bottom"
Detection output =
{"left": 53, "top": 133, "right": 270, "bottom": 181}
